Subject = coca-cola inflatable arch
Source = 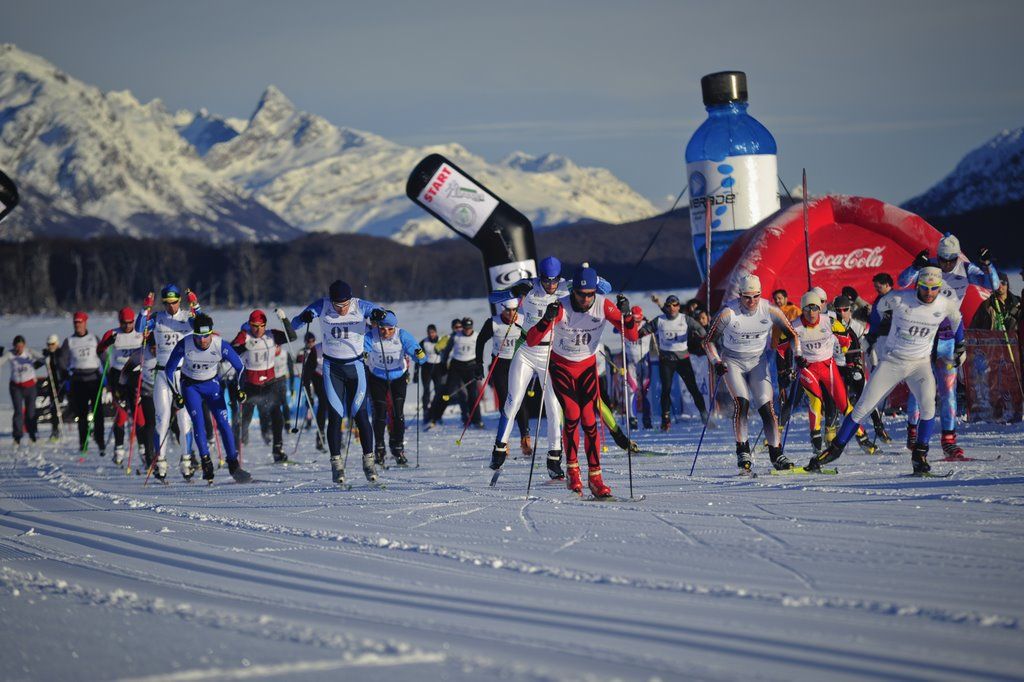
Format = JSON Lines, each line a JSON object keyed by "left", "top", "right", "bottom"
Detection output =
{"left": 697, "top": 195, "right": 988, "bottom": 322}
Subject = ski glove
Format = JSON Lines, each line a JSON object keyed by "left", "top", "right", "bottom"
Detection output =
{"left": 913, "top": 249, "right": 930, "bottom": 270}
{"left": 474, "top": 363, "right": 485, "bottom": 380}
{"left": 509, "top": 281, "right": 532, "bottom": 298}
{"left": 143, "top": 292, "right": 155, "bottom": 309}
{"left": 543, "top": 301, "right": 561, "bottom": 322}
{"left": 714, "top": 362, "right": 727, "bottom": 377}
{"left": 173, "top": 393, "right": 185, "bottom": 409}
{"left": 795, "top": 356, "right": 809, "bottom": 369}
{"left": 186, "top": 289, "right": 199, "bottom": 309}
{"left": 616, "top": 294, "right": 630, "bottom": 315}
{"left": 237, "top": 389, "right": 248, "bottom": 403}
{"left": 977, "top": 247, "right": 991, "bottom": 266}
{"left": 298, "top": 310, "right": 315, "bottom": 325}
{"left": 369, "top": 308, "right": 386, "bottom": 323}
{"left": 778, "top": 368, "right": 793, "bottom": 389}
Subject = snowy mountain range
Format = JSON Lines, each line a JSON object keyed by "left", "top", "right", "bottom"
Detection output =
{"left": 0, "top": 44, "right": 657, "bottom": 244}
{"left": 902, "top": 127, "right": 1024, "bottom": 216}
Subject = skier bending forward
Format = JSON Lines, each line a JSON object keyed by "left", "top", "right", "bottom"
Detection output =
{"left": 525, "top": 264, "right": 638, "bottom": 499}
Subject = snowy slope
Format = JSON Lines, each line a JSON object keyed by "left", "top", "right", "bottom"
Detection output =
{"left": 174, "top": 107, "right": 240, "bottom": 156}
{"left": 1, "top": 303, "right": 1023, "bottom": 681}
{"left": 203, "top": 86, "right": 658, "bottom": 244}
{"left": 0, "top": 44, "right": 300, "bottom": 243}
{"left": 903, "top": 127, "right": 1024, "bottom": 216}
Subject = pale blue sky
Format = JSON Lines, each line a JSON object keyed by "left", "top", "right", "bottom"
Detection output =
{"left": 8, "top": 0, "right": 1024, "bottom": 207}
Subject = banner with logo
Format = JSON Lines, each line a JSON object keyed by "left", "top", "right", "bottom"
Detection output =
{"left": 964, "top": 329, "right": 1023, "bottom": 423}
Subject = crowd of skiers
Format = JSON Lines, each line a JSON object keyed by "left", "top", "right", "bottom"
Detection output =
{"left": 1, "top": 232, "right": 1018, "bottom": 495}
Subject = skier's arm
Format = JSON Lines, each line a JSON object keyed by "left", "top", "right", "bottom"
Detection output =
{"left": 97, "top": 329, "right": 117, "bottom": 355}
{"left": 475, "top": 319, "right": 495, "bottom": 365}
{"left": 355, "top": 299, "right": 385, "bottom": 321}
{"left": 290, "top": 299, "right": 322, "bottom": 329}
{"left": 164, "top": 340, "right": 186, "bottom": 385}
{"left": 230, "top": 330, "right": 248, "bottom": 356}
{"left": 526, "top": 306, "right": 563, "bottom": 346}
{"left": 603, "top": 298, "right": 638, "bottom": 341}
{"left": 274, "top": 308, "right": 298, "bottom": 342}
{"left": 221, "top": 342, "right": 245, "bottom": 376}
{"left": 966, "top": 261, "right": 999, "bottom": 290}
{"left": 596, "top": 277, "right": 613, "bottom": 295}
{"left": 638, "top": 318, "right": 657, "bottom": 338}
{"left": 488, "top": 278, "right": 533, "bottom": 304}
{"left": 400, "top": 329, "right": 427, "bottom": 365}
{"left": 702, "top": 308, "right": 731, "bottom": 364}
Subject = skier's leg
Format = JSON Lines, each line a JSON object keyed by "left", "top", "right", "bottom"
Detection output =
{"left": 181, "top": 382, "right": 211, "bottom": 460}
{"left": 368, "top": 374, "right": 388, "bottom": 448}
{"left": 208, "top": 388, "right": 238, "bottom": 461}
{"left": 498, "top": 352, "right": 532, "bottom": 444}
{"left": 677, "top": 357, "right": 707, "bottom": 417}
{"left": 24, "top": 384, "right": 38, "bottom": 440}
{"left": 10, "top": 384, "right": 24, "bottom": 443}
{"left": 322, "top": 358, "right": 347, "bottom": 458}
{"left": 658, "top": 356, "right": 674, "bottom": 424}
{"left": 389, "top": 378, "right": 407, "bottom": 452}
{"left": 538, "top": 360, "right": 563, "bottom": 451}
{"left": 349, "top": 363, "right": 374, "bottom": 455}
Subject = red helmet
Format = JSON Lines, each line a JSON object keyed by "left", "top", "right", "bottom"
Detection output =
{"left": 73, "top": 311, "right": 88, "bottom": 323}
{"left": 119, "top": 306, "right": 135, "bottom": 324}
{"left": 631, "top": 305, "right": 644, "bottom": 320}
{"left": 249, "top": 309, "right": 268, "bottom": 325}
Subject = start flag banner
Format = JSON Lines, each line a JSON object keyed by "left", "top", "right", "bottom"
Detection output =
{"left": 964, "top": 329, "right": 1023, "bottom": 424}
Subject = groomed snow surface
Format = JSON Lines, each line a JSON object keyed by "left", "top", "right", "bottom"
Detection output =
{"left": 2, "top": 398, "right": 1023, "bottom": 681}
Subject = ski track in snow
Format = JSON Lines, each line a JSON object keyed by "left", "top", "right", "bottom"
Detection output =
{"left": 1, "top": 401, "right": 1023, "bottom": 681}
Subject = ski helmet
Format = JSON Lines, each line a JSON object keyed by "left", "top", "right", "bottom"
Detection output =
{"left": 917, "top": 266, "right": 943, "bottom": 288}
{"left": 451, "top": 318, "right": 462, "bottom": 329}
{"left": 811, "top": 286, "right": 827, "bottom": 304}
{"left": 800, "top": 291, "right": 823, "bottom": 310}
{"left": 462, "top": 317, "right": 474, "bottom": 328}
{"left": 118, "top": 307, "right": 135, "bottom": 324}
{"left": 572, "top": 263, "right": 598, "bottom": 291}
{"left": 13, "top": 335, "right": 25, "bottom": 345}
{"left": 539, "top": 256, "right": 562, "bottom": 280}
{"left": 631, "top": 305, "right": 644, "bottom": 320}
{"left": 501, "top": 298, "right": 519, "bottom": 310}
{"left": 833, "top": 295, "right": 853, "bottom": 310}
{"left": 73, "top": 311, "right": 88, "bottom": 323}
{"left": 160, "top": 284, "right": 181, "bottom": 302}
{"left": 738, "top": 274, "right": 761, "bottom": 295}
{"left": 328, "top": 280, "right": 352, "bottom": 302}
{"left": 192, "top": 313, "right": 215, "bottom": 336}
{"left": 380, "top": 310, "right": 398, "bottom": 328}
{"left": 937, "top": 233, "right": 960, "bottom": 260}
{"left": 249, "top": 309, "right": 268, "bottom": 326}
{"left": 46, "top": 334, "right": 59, "bottom": 346}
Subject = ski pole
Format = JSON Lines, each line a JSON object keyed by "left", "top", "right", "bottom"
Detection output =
{"left": 688, "top": 363, "right": 718, "bottom": 476}
{"left": 455, "top": 352, "right": 501, "bottom": 446}
{"left": 81, "top": 350, "right": 112, "bottom": 458}
{"left": 526, "top": 327, "right": 555, "bottom": 500}
{"left": 780, "top": 374, "right": 803, "bottom": 450}
{"left": 415, "top": 373, "right": 420, "bottom": 468}
{"left": 44, "top": 356, "right": 67, "bottom": 444}
{"left": 992, "top": 298, "right": 1024, "bottom": 401}
{"left": 620, "top": 320, "right": 636, "bottom": 499}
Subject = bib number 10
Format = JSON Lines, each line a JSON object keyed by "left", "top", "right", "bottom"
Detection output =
{"left": 572, "top": 332, "right": 592, "bottom": 347}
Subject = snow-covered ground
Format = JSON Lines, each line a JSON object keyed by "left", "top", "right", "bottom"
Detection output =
{"left": 2, "top": 299, "right": 1024, "bottom": 681}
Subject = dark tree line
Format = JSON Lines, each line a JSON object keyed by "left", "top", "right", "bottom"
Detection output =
{"left": 0, "top": 210, "right": 700, "bottom": 314}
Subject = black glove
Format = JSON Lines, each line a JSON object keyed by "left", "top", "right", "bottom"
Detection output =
{"left": 954, "top": 342, "right": 966, "bottom": 367}
{"left": 616, "top": 294, "right": 630, "bottom": 314}
{"left": 778, "top": 368, "right": 792, "bottom": 390}
{"left": 173, "top": 393, "right": 185, "bottom": 409}
{"left": 543, "top": 301, "right": 561, "bottom": 322}
{"left": 412, "top": 367, "right": 419, "bottom": 384}
{"left": 977, "top": 247, "right": 991, "bottom": 267}
{"left": 237, "top": 389, "right": 248, "bottom": 403}
{"left": 474, "top": 363, "right": 485, "bottom": 380}
{"left": 845, "top": 351, "right": 861, "bottom": 366}
{"left": 795, "top": 355, "right": 809, "bottom": 369}
{"left": 509, "top": 281, "right": 533, "bottom": 298}
{"left": 913, "top": 249, "right": 930, "bottom": 270}
{"left": 369, "top": 308, "right": 386, "bottom": 323}
{"left": 714, "top": 362, "right": 727, "bottom": 377}
{"left": 0, "top": 346, "right": 5, "bottom": 357}
{"left": 298, "top": 309, "right": 315, "bottom": 325}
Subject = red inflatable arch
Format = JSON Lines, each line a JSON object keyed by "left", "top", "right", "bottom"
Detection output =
{"left": 696, "top": 195, "right": 989, "bottom": 322}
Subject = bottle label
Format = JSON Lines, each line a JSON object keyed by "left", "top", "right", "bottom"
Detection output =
{"left": 417, "top": 163, "right": 499, "bottom": 239}
{"left": 687, "top": 155, "right": 779, "bottom": 233}
{"left": 488, "top": 259, "right": 537, "bottom": 291}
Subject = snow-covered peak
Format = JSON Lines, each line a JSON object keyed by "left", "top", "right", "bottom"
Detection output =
{"left": 176, "top": 108, "right": 240, "bottom": 156}
{"left": 903, "top": 126, "right": 1024, "bottom": 216}
{"left": 502, "top": 151, "right": 573, "bottom": 174}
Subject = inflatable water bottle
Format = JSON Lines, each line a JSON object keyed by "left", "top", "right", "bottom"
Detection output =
{"left": 686, "top": 71, "right": 779, "bottom": 282}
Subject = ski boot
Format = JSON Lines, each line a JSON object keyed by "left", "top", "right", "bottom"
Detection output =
{"left": 489, "top": 442, "right": 508, "bottom": 471}
{"left": 609, "top": 425, "right": 639, "bottom": 452}
{"left": 520, "top": 435, "right": 533, "bottom": 457}
{"left": 911, "top": 443, "right": 931, "bottom": 475}
{"left": 330, "top": 455, "right": 346, "bottom": 486}
{"left": 200, "top": 455, "right": 216, "bottom": 484}
{"left": 180, "top": 454, "right": 196, "bottom": 482}
{"left": 374, "top": 445, "right": 386, "bottom": 467}
{"left": 392, "top": 447, "right": 410, "bottom": 467}
{"left": 153, "top": 457, "right": 169, "bottom": 483}
{"left": 566, "top": 461, "right": 583, "bottom": 494}
{"left": 941, "top": 430, "right": 965, "bottom": 460}
{"left": 272, "top": 442, "right": 288, "bottom": 464}
{"left": 49, "top": 432, "right": 60, "bottom": 443}
{"left": 588, "top": 468, "right": 612, "bottom": 499}
{"left": 768, "top": 444, "right": 794, "bottom": 470}
{"left": 736, "top": 441, "right": 752, "bottom": 472}
{"left": 699, "top": 409, "right": 710, "bottom": 426}
{"left": 871, "top": 412, "right": 892, "bottom": 443}
{"left": 546, "top": 450, "right": 565, "bottom": 480}
{"left": 660, "top": 413, "right": 671, "bottom": 432}
{"left": 98, "top": 447, "right": 107, "bottom": 458}
{"left": 227, "top": 458, "right": 252, "bottom": 483}
{"left": 806, "top": 441, "right": 843, "bottom": 471}
{"left": 825, "top": 425, "right": 837, "bottom": 445}
{"left": 113, "top": 445, "right": 125, "bottom": 466}
{"left": 856, "top": 431, "right": 879, "bottom": 455}
{"left": 362, "top": 452, "right": 378, "bottom": 482}
{"left": 643, "top": 418, "right": 653, "bottom": 430}
{"left": 810, "top": 429, "right": 824, "bottom": 455}
{"left": 906, "top": 424, "right": 918, "bottom": 452}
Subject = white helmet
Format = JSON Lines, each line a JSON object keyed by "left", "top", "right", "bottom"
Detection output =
{"left": 501, "top": 298, "right": 519, "bottom": 310}
{"left": 937, "top": 234, "right": 960, "bottom": 260}
{"left": 811, "top": 286, "right": 827, "bottom": 303}
{"left": 800, "top": 291, "right": 823, "bottom": 309}
{"left": 46, "top": 334, "right": 59, "bottom": 345}
{"left": 738, "top": 274, "right": 761, "bottom": 295}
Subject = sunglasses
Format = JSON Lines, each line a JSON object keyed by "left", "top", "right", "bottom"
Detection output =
{"left": 836, "top": 307, "right": 850, "bottom": 313}
{"left": 667, "top": 301, "right": 680, "bottom": 307}
{"left": 251, "top": 322, "right": 266, "bottom": 328}
{"left": 803, "top": 304, "right": 821, "bottom": 312}
{"left": 917, "top": 284, "right": 941, "bottom": 292}
{"left": 574, "top": 290, "right": 596, "bottom": 299}
{"left": 739, "top": 293, "right": 759, "bottom": 301}
{"left": 540, "top": 276, "right": 559, "bottom": 284}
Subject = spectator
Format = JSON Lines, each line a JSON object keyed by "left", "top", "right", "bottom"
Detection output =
{"left": 971, "top": 271, "right": 1021, "bottom": 331}
{"left": 772, "top": 289, "right": 801, "bottom": 321}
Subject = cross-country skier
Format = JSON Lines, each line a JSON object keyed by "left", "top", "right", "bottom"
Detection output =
{"left": 424, "top": 318, "right": 464, "bottom": 427}
{"left": 97, "top": 307, "right": 143, "bottom": 465}
{"left": 524, "top": 264, "right": 638, "bottom": 498}
{"left": 779, "top": 291, "right": 876, "bottom": 455}
{"left": 291, "top": 280, "right": 387, "bottom": 486}
{"left": 230, "top": 309, "right": 297, "bottom": 463}
{"left": 120, "top": 334, "right": 158, "bottom": 469}
{"left": 365, "top": 310, "right": 426, "bottom": 467}
{"left": 475, "top": 299, "right": 529, "bottom": 453}
{"left": 807, "top": 267, "right": 963, "bottom": 474}
{"left": 439, "top": 317, "right": 484, "bottom": 429}
{"left": 832, "top": 295, "right": 889, "bottom": 443}
{"left": 165, "top": 313, "right": 251, "bottom": 484}
{"left": 703, "top": 275, "right": 800, "bottom": 473}
{"left": 40, "top": 335, "right": 64, "bottom": 441}
{"left": 1, "top": 335, "right": 44, "bottom": 448}
{"left": 415, "top": 325, "right": 444, "bottom": 422}
{"left": 59, "top": 311, "right": 107, "bottom": 456}
{"left": 898, "top": 234, "right": 998, "bottom": 459}
{"left": 135, "top": 285, "right": 200, "bottom": 480}
{"left": 299, "top": 332, "right": 327, "bottom": 451}
{"left": 487, "top": 256, "right": 613, "bottom": 479}
{"left": 624, "top": 306, "right": 653, "bottom": 430}
{"left": 638, "top": 294, "right": 709, "bottom": 430}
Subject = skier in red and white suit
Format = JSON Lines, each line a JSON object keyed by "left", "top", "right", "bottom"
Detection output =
{"left": 525, "top": 264, "right": 638, "bottom": 498}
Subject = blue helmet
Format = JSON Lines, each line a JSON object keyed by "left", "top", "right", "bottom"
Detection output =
{"left": 160, "top": 284, "right": 181, "bottom": 302}
{"left": 380, "top": 310, "right": 398, "bottom": 328}
{"left": 539, "top": 256, "right": 561, "bottom": 280}
{"left": 572, "top": 263, "right": 599, "bottom": 291}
